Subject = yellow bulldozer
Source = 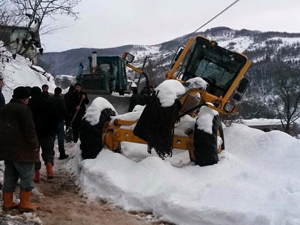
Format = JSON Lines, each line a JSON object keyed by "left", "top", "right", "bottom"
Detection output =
{"left": 79, "top": 35, "right": 251, "bottom": 166}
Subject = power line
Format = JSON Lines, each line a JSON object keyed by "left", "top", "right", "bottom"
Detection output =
{"left": 180, "top": 0, "right": 241, "bottom": 43}
{"left": 161, "top": 0, "right": 242, "bottom": 64}
{"left": 48, "top": 0, "right": 241, "bottom": 54}
{"left": 49, "top": 35, "right": 91, "bottom": 48}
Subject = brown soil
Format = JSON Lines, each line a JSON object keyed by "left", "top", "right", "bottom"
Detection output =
{"left": 33, "top": 146, "right": 157, "bottom": 225}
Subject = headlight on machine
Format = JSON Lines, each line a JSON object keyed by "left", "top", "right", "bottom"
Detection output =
{"left": 224, "top": 102, "right": 235, "bottom": 113}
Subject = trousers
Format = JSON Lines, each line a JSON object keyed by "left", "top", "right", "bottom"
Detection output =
{"left": 3, "top": 161, "right": 34, "bottom": 192}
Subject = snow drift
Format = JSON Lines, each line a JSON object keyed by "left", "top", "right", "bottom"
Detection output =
{"left": 0, "top": 41, "right": 56, "bottom": 102}
{"left": 72, "top": 123, "right": 300, "bottom": 225}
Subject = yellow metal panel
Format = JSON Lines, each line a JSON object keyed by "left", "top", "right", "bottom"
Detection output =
{"left": 125, "top": 64, "right": 143, "bottom": 74}
{"left": 223, "top": 60, "right": 252, "bottom": 102}
{"left": 165, "top": 37, "right": 195, "bottom": 80}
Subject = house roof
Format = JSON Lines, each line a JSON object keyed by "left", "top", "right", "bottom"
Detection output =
{"left": 241, "top": 118, "right": 286, "bottom": 126}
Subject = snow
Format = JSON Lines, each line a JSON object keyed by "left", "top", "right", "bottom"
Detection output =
{"left": 155, "top": 80, "right": 185, "bottom": 107}
{"left": 174, "top": 115, "right": 196, "bottom": 137}
{"left": 111, "top": 92, "right": 132, "bottom": 97}
{"left": 0, "top": 41, "right": 56, "bottom": 102}
{"left": 30, "top": 65, "right": 45, "bottom": 73}
{"left": 196, "top": 105, "right": 219, "bottom": 134}
{"left": 132, "top": 104, "right": 145, "bottom": 112}
{"left": 72, "top": 123, "right": 300, "bottom": 225}
{"left": 131, "top": 82, "right": 137, "bottom": 88}
{"left": 217, "top": 36, "right": 254, "bottom": 53}
{"left": 241, "top": 118, "right": 285, "bottom": 126}
{"left": 83, "top": 97, "right": 117, "bottom": 126}
{"left": 186, "top": 77, "right": 208, "bottom": 90}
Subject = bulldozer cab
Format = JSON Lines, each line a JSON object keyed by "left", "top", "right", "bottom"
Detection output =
{"left": 165, "top": 36, "right": 251, "bottom": 115}
{"left": 81, "top": 56, "right": 130, "bottom": 95}
{"left": 182, "top": 37, "right": 247, "bottom": 97}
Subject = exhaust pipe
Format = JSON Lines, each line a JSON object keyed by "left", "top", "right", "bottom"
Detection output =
{"left": 92, "top": 51, "right": 97, "bottom": 74}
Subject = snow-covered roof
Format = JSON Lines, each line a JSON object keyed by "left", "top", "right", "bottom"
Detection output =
{"left": 241, "top": 118, "right": 286, "bottom": 126}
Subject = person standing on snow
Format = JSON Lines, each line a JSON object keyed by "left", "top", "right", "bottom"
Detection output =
{"left": 0, "top": 77, "right": 5, "bottom": 110}
{"left": 0, "top": 86, "right": 39, "bottom": 212}
{"left": 70, "top": 83, "right": 89, "bottom": 143}
{"left": 28, "top": 86, "right": 59, "bottom": 182}
{"left": 51, "top": 87, "right": 68, "bottom": 159}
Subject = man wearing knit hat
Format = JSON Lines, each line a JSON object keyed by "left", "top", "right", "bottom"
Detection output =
{"left": 0, "top": 86, "right": 40, "bottom": 212}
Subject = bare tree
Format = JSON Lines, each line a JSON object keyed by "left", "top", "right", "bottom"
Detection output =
{"left": 0, "top": 0, "right": 19, "bottom": 25}
{"left": 8, "top": 0, "right": 81, "bottom": 55}
{"left": 0, "top": 0, "right": 23, "bottom": 43}
{"left": 268, "top": 60, "right": 300, "bottom": 134}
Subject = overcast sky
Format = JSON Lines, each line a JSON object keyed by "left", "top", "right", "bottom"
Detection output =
{"left": 41, "top": 0, "right": 300, "bottom": 52}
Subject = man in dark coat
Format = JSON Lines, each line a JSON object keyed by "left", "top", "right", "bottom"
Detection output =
{"left": 0, "top": 86, "right": 39, "bottom": 212}
{"left": 51, "top": 87, "right": 68, "bottom": 159}
{"left": 128, "top": 87, "right": 145, "bottom": 112}
{"left": 28, "top": 86, "right": 59, "bottom": 181}
{"left": 41, "top": 84, "right": 49, "bottom": 99}
{"left": 0, "top": 78, "right": 5, "bottom": 110}
{"left": 70, "top": 83, "right": 89, "bottom": 143}
{"left": 64, "top": 85, "right": 75, "bottom": 130}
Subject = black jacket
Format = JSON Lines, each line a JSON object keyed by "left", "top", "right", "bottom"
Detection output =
{"left": 70, "top": 91, "right": 89, "bottom": 118}
{"left": 128, "top": 93, "right": 145, "bottom": 112}
{"left": 64, "top": 91, "right": 74, "bottom": 115}
{"left": 28, "top": 96, "right": 59, "bottom": 138}
{"left": 51, "top": 95, "right": 67, "bottom": 122}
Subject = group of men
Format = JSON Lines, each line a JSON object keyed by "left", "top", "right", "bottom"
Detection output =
{"left": 0, "top": 79, "right": 89, "bottom": 213}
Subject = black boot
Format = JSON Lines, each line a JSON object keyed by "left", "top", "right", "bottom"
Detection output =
{"left": 59, "top": 152, "right": 69, "bottom": 160}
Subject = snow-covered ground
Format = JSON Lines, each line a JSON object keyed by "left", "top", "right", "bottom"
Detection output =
{"left": 72, "top": 122, "right": 300, "bottom": 225}
{"left": 0, "top": 41, "right": 56, "bottom": 102}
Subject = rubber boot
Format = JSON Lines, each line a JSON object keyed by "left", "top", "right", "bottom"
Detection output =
{"left": 46, "top": 162, "right": 53, "bottom": 179}
{"left": 2, "top": 192, "right": 19, "bottom": 212}
{"left": 59, "top": 152, "right": 69, "bottom": 160}
{"left": 33, "top": 170, "right": 40, "bottom": 183}
{"left": 18, "top": 190, "right": 39, "bottom": 212}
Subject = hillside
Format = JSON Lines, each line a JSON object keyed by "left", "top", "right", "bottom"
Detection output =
{"left": 38, "top": 27, "right": 300, "bottom": 119}
{"left": 39, "top": 27, "right": 300, "bottom": 77}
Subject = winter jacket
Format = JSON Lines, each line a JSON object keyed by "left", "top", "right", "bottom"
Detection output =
{"left": 51, "top": 95, "right": 67, "bottom": 122}
{"left": 140, "top": 88, "right": 150, "bottom": 105}
{"left": 0, "top": 99, "right": 39, "bottom": 162}
{"left": 41, "top": 91, "right": 49, "bottom": 99}
{"left": 70, "top": 91, "right": 89, "bottom": 119}
{"left": 28, "top": 96, "right": 59, "bottom": 138}
{"left": 128, "top": 93, "right": 145, "bottom": 112}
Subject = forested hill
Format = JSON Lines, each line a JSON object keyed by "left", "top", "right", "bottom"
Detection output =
{"left": 39, "top": 27, "right": 300, "bottom": 119}
{"left": 39, "top": 27, "right": 300, "bottom": 77}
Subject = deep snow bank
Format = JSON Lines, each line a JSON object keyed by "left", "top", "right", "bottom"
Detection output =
{"left": 0, "top": 41, "right": 56, "bottom": 102}
{"left": 72, "top": 122, "right": 300, "bottom": 225}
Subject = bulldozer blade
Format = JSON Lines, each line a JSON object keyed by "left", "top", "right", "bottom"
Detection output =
{"left": 88, "top": 94, "right": 131, "bottom": 114}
